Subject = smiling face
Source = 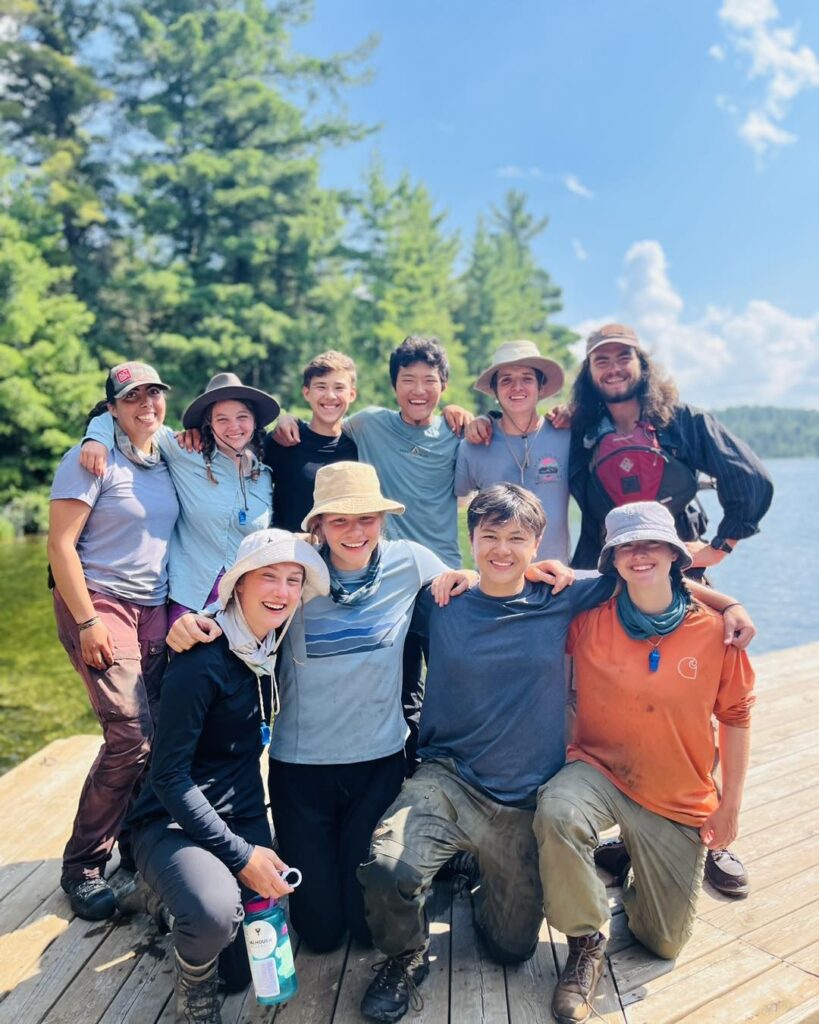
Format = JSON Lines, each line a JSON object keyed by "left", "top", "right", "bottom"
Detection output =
{"left": 234, "top": 562, "right": 305, "bottom": 640}
{"left": 109, "top": 384, "right": 166, "bottom": 451}
{"left": 208, "top": 399, "right": 256, "bottom": 454}
{"left": 471, "top": 517, "right": 541, "bottom": 597}
{"left": 302, "top": 370, "right": 357, "bottom": 435}
{"left": 612, "top": 539, "right": 677, "bottom": 592}
{"left": 393, "top": 360, "right": 445, "bottom": 428}
{"left": 317, "top": 512, "right": 384, "bottom": 571}
{"left": 588, "top": 343, "right": 642, "bottom": 405}
{"left": 493, "top": 364, "right": 544, "bottom": 424}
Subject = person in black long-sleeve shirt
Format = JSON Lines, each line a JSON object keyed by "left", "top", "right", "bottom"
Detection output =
{"left": 124, "top": 530, "right": 329, "bottom": 1021}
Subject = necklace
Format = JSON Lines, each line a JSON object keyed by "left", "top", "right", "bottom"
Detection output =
{"left": 254, "top": 671, "right": 279, "bottom": 746}
{"left": 647, "top": 636, "right": 663, "bottom": 673}
{"left": 499, "top": 415, "right": 544, "bottom": 484}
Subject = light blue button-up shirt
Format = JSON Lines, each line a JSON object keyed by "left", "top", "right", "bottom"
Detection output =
{"left": 85, "top": 416, "right": 272, "bottom": 609}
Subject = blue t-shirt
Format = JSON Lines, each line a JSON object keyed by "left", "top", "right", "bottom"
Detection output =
{"left": 415, "top": 575, "right": 616, "bottom": 805}
{"left": 50, "top": 443, "right": 179, "bottom": 605}
{"left": 343, "top": 407, "right": 462, "bottom": 567}
{"left": 270, "top": 540, "right": 447, "bottom": 765}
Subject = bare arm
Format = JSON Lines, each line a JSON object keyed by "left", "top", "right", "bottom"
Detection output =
{"left": 47, "top": 499, "right": 114, "bottom": 668}
{"left": 699, "top": 723, "right": 750, "bottom": 849}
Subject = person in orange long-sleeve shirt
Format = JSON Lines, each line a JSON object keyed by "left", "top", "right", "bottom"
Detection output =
{"left": 534, "top": 501, "right": 754, "bottom": 1024}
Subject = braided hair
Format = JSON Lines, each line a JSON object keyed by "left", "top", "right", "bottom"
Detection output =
{"left": 200, "top": 400, "right": 266, "bottom": 484}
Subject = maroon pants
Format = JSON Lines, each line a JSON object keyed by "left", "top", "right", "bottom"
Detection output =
{"left": 54, "top": 588, "right": 167, "bottom": 881}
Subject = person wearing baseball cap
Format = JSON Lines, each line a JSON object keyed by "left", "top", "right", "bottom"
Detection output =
{"left": 455, "top": 340, "right": 571, "bottom": 561}
{"left": 123, "top": 529, "right": 328, "bottom": 1021}
{"left": 567, "top": 322, "right": 772, "bottom": 899}
{"left": 80, "top": 370, "right": 279, "bottom": 626}
{"left": 535, "top": 501, "right": 755, "bottom": 1024}
{"left": 49, "top": 360, "right": 179, "bottom": 922}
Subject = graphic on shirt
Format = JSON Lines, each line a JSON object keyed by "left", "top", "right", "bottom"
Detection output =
{"left": 305, "top": 613, "right": 400, "bottom": 658}
{"left": 678, "top": 657, "right": 698, "bottom": 679}
{"left": 537, "top": 455, "right": 561, "bottom": 482}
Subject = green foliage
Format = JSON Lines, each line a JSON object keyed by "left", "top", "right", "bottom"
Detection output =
{"left": 455, "top": 191, "right": 576, "bottom": 410}
{"left": 2, "top": 490, "right": 51, "bottom": 535}
{"left": 713, "top": 407, "right": 819, "bottom": 458}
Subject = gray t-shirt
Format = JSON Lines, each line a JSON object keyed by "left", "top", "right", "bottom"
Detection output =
{"left": 343, "top": 407, "right": 462, "bottom": 567}
{"left": 415, "top": 575, "right": 616, "bottom": 805}
{"left": 270, "top": 539, "right": 446, "bottom": 764}
{"left": 50, "top": 444, "right": 179, "bottom": 605}
{"left": 454, "top": 420, "right": 571, "bottom": 561}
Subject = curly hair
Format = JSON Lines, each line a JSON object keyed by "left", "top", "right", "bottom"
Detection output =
{"left": 389, "top": 335, "right": 450, "bottom": 388}
{"left": 201, "top": 400, "right": 266, "bottom": 484}
{"left": 570, "top": 350, "right": 679, "bottom": 436}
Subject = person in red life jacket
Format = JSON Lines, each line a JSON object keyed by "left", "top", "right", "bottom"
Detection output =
{"left": 567, "top": 323, "right": 771, "bottom": 903}
{"left": 567, "top": 323, "right": 772, "bottom": 575}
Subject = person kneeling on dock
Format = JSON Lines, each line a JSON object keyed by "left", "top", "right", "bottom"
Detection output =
{"left": 534, "top": 502, "right": 754, "bottom": 1024}
{"left": 357, "top": 489, "right": 754, "bottom": 1024}
{"left": 121, "top": 530, "right": 328, "bottom": 1024}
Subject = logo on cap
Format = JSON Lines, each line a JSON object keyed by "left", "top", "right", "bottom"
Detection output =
{"left": 116, "top": 367, "right": 133, "bottom": 384}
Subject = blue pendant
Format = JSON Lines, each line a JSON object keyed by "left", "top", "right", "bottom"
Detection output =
{"left": 649, "top": 648, "right": 661, "bottom": 673}
{"left": 238, "top": 509, "right": 247, "bottom": 525}
{"left": 260, "top": 722, "right": 271, "bottom": 745}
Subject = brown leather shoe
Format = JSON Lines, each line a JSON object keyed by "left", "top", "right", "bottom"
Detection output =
{"left": 551, "top": 932, "right": 607, "bottom": 1024}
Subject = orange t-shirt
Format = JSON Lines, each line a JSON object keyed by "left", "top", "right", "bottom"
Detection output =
{"left": 566, "top": 597, "right": 755, "bottom": 827}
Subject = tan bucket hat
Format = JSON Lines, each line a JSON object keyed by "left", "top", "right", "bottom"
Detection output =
{"left": 473, "top": 340, "right": 565, "bottom": 398}
{"left": 301, "top": 462, "right": 405, "bottom": 531}
{"left": 218, "top": 528, "right": 330, "bottom": 608}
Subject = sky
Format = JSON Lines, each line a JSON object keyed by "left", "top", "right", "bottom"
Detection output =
{"left": 294, "top": 0, "right": 819, "bottom": 410}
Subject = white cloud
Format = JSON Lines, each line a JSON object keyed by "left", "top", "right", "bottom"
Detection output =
{"left": 564, "top": 173, "right": 595, "bottom": 199}
{"left": 709, "top": 44, "right": 726, "bottom": 60}
{"left": 496, "top": 165, "right": 526, "bottom": 179}
{"left": 717, "top": 0, "right": 819, "bottom": 157}
{"left": 575, "top": 239, "right": 819, "bottom": 408}
{"left": 572, "top": 239, "right": 588, "bottom": 262}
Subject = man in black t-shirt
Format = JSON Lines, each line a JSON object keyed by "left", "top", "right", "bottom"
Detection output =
{"left": 264, "top": 351, "right": 359, "bottom": 531}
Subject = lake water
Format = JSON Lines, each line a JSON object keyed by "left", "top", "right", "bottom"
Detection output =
{"left": 0, "top": 457, "right": 815, "bottom": 771}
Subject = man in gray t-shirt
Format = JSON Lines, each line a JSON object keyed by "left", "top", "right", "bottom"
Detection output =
{"left": 455, "top": 339, "right": 570, "bottom": 562}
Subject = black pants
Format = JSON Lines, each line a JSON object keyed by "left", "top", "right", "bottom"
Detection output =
{"left": 132, "top": 815, "right": 272, "bottom": 991}
{"left": 401, "top": 630, "right": 429, "bottom": 774}
{"left": 268, "top": 752, "right": 405, "bottom": 953}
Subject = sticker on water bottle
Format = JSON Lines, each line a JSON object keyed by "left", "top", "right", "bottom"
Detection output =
{"left": 247, "top": 919, "right": 278, "bottom": 961}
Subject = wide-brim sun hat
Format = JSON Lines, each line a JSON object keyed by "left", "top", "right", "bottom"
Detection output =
{"left": 182, "top": 372, "right": 280, "bottom": 430}
{"left": 585, "top": 323, "right": 644, "bottom": 359}
{"left": 473, "top": 340, "right": 565, "bottom": 398}
{"left": 301, "top": 461, "right": 405, "bottom": 531}
{"left": 218, "top": 528, "right": 330, "bottom": 608}
{"left": 597, "top": 501, "right": 693, "bottom": 575}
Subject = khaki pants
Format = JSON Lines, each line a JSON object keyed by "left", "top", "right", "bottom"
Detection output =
{"left": 534, "top": 761, "right": 705, "bottom": 960}
{"left": 358, "top": 759, "right": 543, "bottom": 962}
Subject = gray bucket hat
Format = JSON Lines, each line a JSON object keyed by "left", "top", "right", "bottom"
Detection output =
{"left": 598, "top": 501, "right": 693, "bottom": 575}
{"left": 182, "top": 372, "right": 280, "bottom": 429}
{"left": 218, "top": 529, "right": 329, "bottom": 609}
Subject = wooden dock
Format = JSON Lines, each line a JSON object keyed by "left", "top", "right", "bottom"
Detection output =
{"left": 1, "top": 641, "right": 818, "bottom": 1024}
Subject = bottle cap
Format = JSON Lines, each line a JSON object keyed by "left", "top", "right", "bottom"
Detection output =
{"left": 245, "top": 896, "right": 274, "bottom": 913}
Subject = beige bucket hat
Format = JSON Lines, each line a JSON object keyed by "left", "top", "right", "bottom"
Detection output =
{"left": 473, "top": 340, "right": 565, "bottom": 398}
{"left": 218, "top": 528, "right": 330, "bottom": 608}
{"left": 301, "top": 462, "right": 405, "bottom": 531}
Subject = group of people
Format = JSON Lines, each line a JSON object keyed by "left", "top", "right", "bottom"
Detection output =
{"left": 47, "top": 326, "right": 771, "bottom": 1024}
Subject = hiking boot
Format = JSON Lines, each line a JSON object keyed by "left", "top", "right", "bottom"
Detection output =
{"left": 360, "top": 945, "right": 430, "bottom": 1023}
{"left": 593, "top": 838, "right": 631, "bottom": 886}
{"left": 705, "top": 848, "right": 749, "bottom": 899}
{"left": 61, "top": 875, "right": 117, "bottom": 921}
{"left": 552, "top": 932, "right": 607, "bottom": 1024}
{"left": 175, "top": 951, "right": 221, "bottom": 1023}
{"left": 118, "top": 872, "right": 173, "bottom": 932}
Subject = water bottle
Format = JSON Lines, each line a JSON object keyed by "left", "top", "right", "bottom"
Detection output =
{"left": 242, "top": 868, "right": 301, "bottom": 1005}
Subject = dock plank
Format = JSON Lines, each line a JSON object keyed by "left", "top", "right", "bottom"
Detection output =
{"left": 449, "top": 885, "right": 507, "bottom": 1024}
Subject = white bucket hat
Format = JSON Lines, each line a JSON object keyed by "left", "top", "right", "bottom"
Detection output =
{"left": 473, "top": 340, "right": 565, "bottom": 398}
{"left": 218, "top": 529, "right": 330, "bottom": 608}
{"left": 301, "top": 462, "right": 405, "bottom": 531}
{"left": 597, "top": 502, "right": 693, "bottom": 575}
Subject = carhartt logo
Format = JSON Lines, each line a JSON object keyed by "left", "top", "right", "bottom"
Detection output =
{"left": 116, "top": 367, "right": 133, "bottom": 383}
{"left": 678, "top": 657, "right": 698, "bottom": 679}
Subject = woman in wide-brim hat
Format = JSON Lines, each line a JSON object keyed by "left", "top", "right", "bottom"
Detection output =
{"left": 123, "top": 529, "right": 329, "bottom": 1023}
{"left": 168, "top": 461, "right": 476, "bottom": 956}
{"left": 48, "top": 362, "right": 180, "bottom": 923}
{"left": 80, "top": 371, "right": 280, "bottom": 624}
{"left": 534, "top": 501, "right": 755, "bottom": 1021}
